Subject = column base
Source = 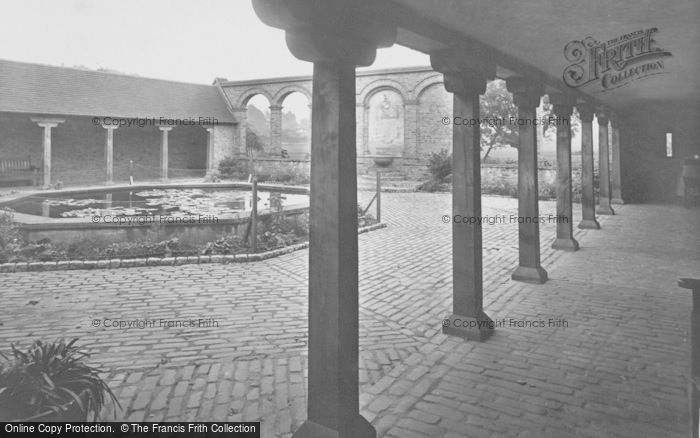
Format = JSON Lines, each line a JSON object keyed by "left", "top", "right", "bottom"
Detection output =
{"left": 552, "top": 237, "right": 580, "bottom": 251}
{"left": 597, "top": 205, "right": 615, "bottom": 215}
{"left": 578, "top": 219, "right": 600, "bottom": 230}
{"left": 611, "top": 198, "right": 625, "bottom": 205}
{"left": 511, "top": 265, "right": 548, "bottom": 284}
{"left": 292, "top": 415, "right": 375, "bottom": 438}
{"left": 442, "top": 312, "right": 494, "bottom": 341}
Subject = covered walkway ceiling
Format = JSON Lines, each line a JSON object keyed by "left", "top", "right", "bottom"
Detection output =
{"left": 362, "top": 0, "right": 699, "bottom": 111}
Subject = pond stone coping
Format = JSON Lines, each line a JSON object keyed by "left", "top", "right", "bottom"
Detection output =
{"left": 0, "top": 223, "right": 387, "bottom": 274}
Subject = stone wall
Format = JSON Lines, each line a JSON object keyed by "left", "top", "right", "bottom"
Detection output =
{"left": 621, "top": 102, "right": 700, "bottom": 203}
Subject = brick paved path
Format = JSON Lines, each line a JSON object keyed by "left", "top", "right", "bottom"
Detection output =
{"left": 1, "top": 193, "right": 698, "bottom": 437}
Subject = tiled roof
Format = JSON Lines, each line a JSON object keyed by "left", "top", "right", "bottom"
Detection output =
{"left": 0, "top": 59, "right": 235, "bottom": 123}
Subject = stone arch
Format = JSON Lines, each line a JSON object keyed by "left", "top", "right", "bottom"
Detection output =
{"left": 366, "top": 88, "right": 406, "bottom": 157}
{"left": 273, "top": 85, "right": 312, "bottom": 106}
{"left": 413, "top": 74, "right": 445, "bottom": 102}
{"left": 236, "top": 87, "right": 274, "bottom": 108}
{"left": 358, "top": 79, "right": 409, "bottom": 108}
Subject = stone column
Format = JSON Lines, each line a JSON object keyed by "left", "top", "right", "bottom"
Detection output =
{"left": 596, "top": 108, "right": 615, "bottom": 215}
{"left": 158, "top": 126, "right": 172, "bottom": 181}
{"left": 205, "top": 126, "right": 215, "bottom": 175}
{"left": 506, "top": 78, "right": 547, "bottom": 284}
{"left": 30, "top": 117, "right": 65, "bottom": 188}
{"left": 269, "top": 104, "right": 283, "bottom": 156}
{"left": 549, "top": 94, "right": 579, "bottom": 251}
{"left": 232, "top": 107, "right": 248, "bottom": 155}
{"left": 101, "top": 123, "right": 117, "bottom": 184}
{"left": 610, "top": 115, "right": 624, "bottom": 204}
{"left": 431, "top": 50, "right": 495, "bottom": 341}
{"left": 577, "top": 105, "right": 600, "bottom": 229}
{"left": 252, "top": 1, "right": 394, "bottom": 437}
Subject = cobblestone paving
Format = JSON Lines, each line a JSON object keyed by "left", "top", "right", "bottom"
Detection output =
{"left": 1, "top": 192, "right": 698, "bottom": 437}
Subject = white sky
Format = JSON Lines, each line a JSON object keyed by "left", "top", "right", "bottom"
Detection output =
{"left": 0, "top": 0, "right": 430, "bottom": 84}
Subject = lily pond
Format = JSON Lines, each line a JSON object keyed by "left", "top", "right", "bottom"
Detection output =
{"left": 6, "top": 188, "right": 309, "bottom": 219}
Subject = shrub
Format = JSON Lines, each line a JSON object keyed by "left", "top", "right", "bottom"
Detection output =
{"left": 265, "top": 161, "right": 310, "bottom": 185}
{"left": 0, "top": 210, "right": 23, "bottom": 255}
{"left": 416, "top": 180, "right": 450, "bottom": 193}
{"left": 0, "top": 338, "right": 119, "bottom": 421}
{"left": 218, "top": 157, "right": 250, "bottom": 180}
{"left": 426, "top": 149, "right": 452, "bottom": 182}
{"left": 481, "top": 178, "right": 519, "bottom": 198}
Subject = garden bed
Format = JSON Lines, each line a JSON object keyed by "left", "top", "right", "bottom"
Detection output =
{"left": 0, "top": 222, "right": 386, "bottom": 273}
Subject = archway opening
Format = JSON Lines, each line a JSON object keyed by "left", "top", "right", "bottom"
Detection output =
{"left": 279, "top": 92, "right": 311, "bottom": 160}
{"left": 245, "top": 94, "right": 271, "bottom": 157}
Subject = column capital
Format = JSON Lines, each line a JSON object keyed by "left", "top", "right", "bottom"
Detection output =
{"left": 576, "top": 104, "right": 595, "bottom": 123}
{"left": 595, "top": 107, "right": 609, "bottom": 125}
{"left": 30, "top": 117, "right": 65, "bottom": 128}
{"left": 100, "top": 123, "right": 118, "bottom": 130}
{"left": 505, "top": 77, "right": 543, "bottom": 108}
{"left": 430, "top": 49, "right": 496, "bottom": 95}
{"left": 253, "top": 0, "right": 395, "bottom": 66}
{"left": 269, "top": 104, "right": 284, "bottom": 111}
{"left": 157, "top": 125, "right": 174, "bottom": 132}
{"left": 548, "top": 93, "right": 576, "bottom": 118}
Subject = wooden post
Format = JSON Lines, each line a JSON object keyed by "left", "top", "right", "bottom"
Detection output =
{"left": 577, "top": 105, "right": 600, "bottom": 229}
{"left": 679, "top": 278, "right": 700, "bottom": 438}
{"left": 610, "top": 116, "right": 624, "bottom": 204}
{"left": 506, "top": 78, "right": 548, "bottom": 284}
{"left": 596, "top": 109, "right": 615, "bottom": 215}
{"left": 251, "top": 178, "right": 258, "bottom": 253}
{"left": 376, "top": 171, "right": 381, "bottom": 222}
{"left": 431, "top": 51, "right": 496, "bottom": 340}
{"left": 550, "top": 94, "right": 579, "bottom": 251}
{"left": 252, "top": 1, "right": 394, "bottom": 436}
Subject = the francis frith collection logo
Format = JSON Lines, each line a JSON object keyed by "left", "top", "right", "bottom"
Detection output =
{"left": 562, "top": 28, "right": 672, "bottom": 92}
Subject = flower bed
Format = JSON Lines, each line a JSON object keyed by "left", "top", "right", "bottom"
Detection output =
{"left": 0, "top": 208, "right": 385, "bottom": 272}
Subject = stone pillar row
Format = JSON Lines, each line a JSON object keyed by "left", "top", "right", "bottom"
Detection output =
{"left": 28, "top": 119, "right": 220, "bottom": 186}
{"left": 250, "top": 2, "right": 627, "bottom": 437}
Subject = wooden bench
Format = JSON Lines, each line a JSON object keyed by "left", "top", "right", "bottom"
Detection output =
{"left": 0, "top": 156, "right": 40, "bottom": 186}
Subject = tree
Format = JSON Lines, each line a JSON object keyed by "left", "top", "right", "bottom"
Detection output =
{"left": 479, "top": 81, "right": 581, "bottom": 161}
{"left": 246, "top": 129, "right": 265, "bottom": 156}
{"left": 479, "top": 79, "right": 518, "bottom": 161}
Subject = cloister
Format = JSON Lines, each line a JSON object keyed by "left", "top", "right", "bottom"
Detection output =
{"left": 245, "top": 0, "right": 698, "bottom": 437}
{"left": 1, "top": 1, "right": 699, "bottom": 437}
